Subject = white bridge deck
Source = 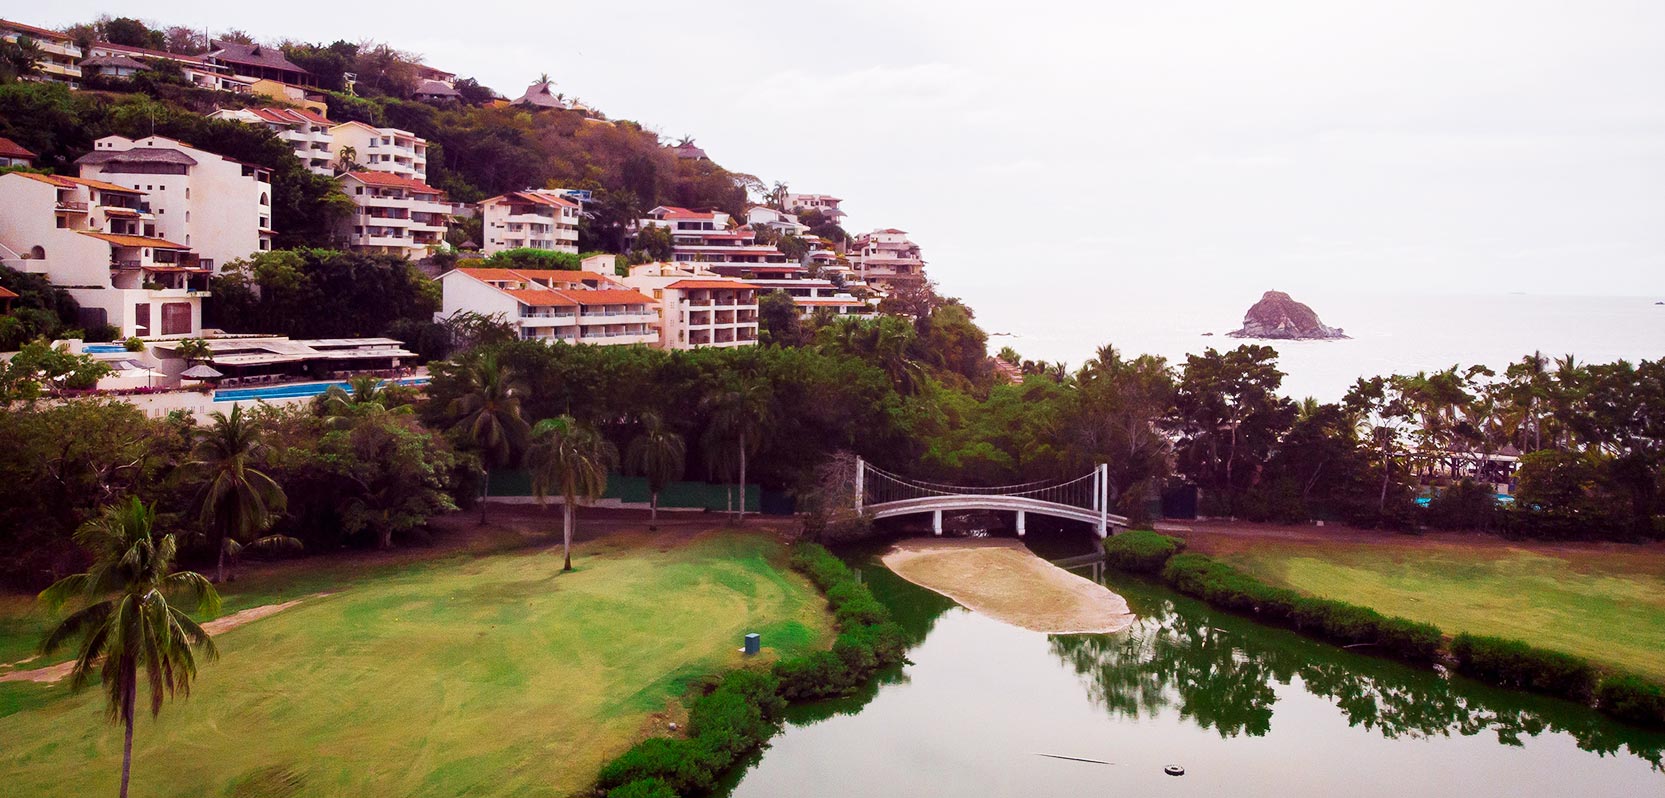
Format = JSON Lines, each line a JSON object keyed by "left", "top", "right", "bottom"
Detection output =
{"left": 855, "top": 458, "right": 1129, "bottom": 537}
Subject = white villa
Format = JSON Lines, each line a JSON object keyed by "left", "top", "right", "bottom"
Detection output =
{"left": 76, "top": 135, "right": 274, "bottom": 271}
{"left": 480, "top": 190, "right": 581, "bottom": 255}
{"left": 744, "top": 205, "right": 808, "bottom": 237}
{"left": 621, "top": 264, "right": 759, "bottom": 350}
{"left": 210, "top": 106, "right": 335, "bottom": 176}
{"left": 1, "top": 19, "right": 82, "bottom": 87}
{"left": 783, "top": 193, "right": 845, "bottom": 221}
{"left": 634, "top": 206, "right": 797, "bottom": 274}
{"left": 0, "top": 172, "right": 208, "bottom": 338}
{"left": 438, "top": 268, "right": 657, "bottom": 346}
{"left": 87, "top": 42, "right": 250, "bottom": 93}
{"left": 849, "top": 228, "right": 926, "bottom": 288}
{"left": 330, "top": 122, "right": 429, "bottom": 181}
{"left": 339, "top": 172, "right": 450, "bottom": 260}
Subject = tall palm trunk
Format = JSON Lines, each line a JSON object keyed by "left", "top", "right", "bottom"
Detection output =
{"left": 737, "top": 431, "right": 747, "bottom": 525}
{"left": 650, "top": 491, "right": 659, "bottom": 525}
{"left": 1379, "top": 452, "right": 1391, "bottom": 510}
{"left": 479, "top": 468, "right": 491, "bottom": 525}
{"left": 120, "top": 671, "right": 135, "bottom": 798}
{"left": 214, "top": 533, "right": 227, "bottom": 584}
{"left": 562, "top": 500, "right": 574, "bottom": 571}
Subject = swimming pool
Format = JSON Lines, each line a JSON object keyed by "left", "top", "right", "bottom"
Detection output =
{"left": 213, "top": 377, "right": 428, "bottom": 403}
{"left": 1415, "top": 493, "right": 1515, "bottom": 506}
{"left": 82, "top": 343, "right": 130, "bottom": 354}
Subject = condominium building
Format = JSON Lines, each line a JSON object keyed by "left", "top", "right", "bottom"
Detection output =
{"left": 209, "top": 107, "right": 335, "bottom": 175}
{"left": 0, "top": 172, "right": 207, "bottom": 338}
{"left": 621, "top": 264, "right": 759, "bottom": 349}
{"left": 0, "top": 19, "right": 82, "bottom": 87}
{"left": 0, "top": 136, "right": 35, "bottom": 168}
{"left": 849, "top": 228, "right": 926, "bottom": 288}
{"left": 204, "top": 40, "right": 314, "bottom": 86}
{"left": 339, "top": 172, "right": 450, "bottom": 260}
{"left": 744, "top": 205, "right": 809, "bottom": 237}
{"left": 783, "top": 193, "right": 845, "bottom": 221}
{"left": 634, "top": 206, "right": 797, "bottom": 274}
{"left": 76, "top": 136, "right": 274, "bottom": 271}
{"left": 745, "top": 277, "right": 874, "bottom": 318}
{"left": 438, "top": 268, "right": 657, "bottom": 346}
{"left": 480, "top": 190, "right": 581, "bottom": 255}
{"left": 86, "top": 42, "right": 248, "bottom": 93}
{"left": 330, "top": 122, "right": 428, "bottom": 180}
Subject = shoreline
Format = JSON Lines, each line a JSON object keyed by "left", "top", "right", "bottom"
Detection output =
{"left": 880, "top": 538, "right": 1135, "bottom": 635}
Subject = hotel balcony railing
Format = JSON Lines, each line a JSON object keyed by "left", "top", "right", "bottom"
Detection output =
{"left": 56, "top": 200, "right": 89, "bottom": 211}
{"left": 521, "top": 310, "right": 577, "bottom": 319}
{"left": 112, "top": 260, "right": 142, "bottom": 269}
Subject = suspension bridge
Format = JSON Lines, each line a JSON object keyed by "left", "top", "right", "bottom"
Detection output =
{"left": 855, "top": 458, "right": 1129, "bottom": 538}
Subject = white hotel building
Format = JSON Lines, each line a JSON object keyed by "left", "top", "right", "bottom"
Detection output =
{"left": 438, "top": 268, "right": 657, "bottom": 346}
{"left": 330, "top": 122, "right": 429, "bottom": 181}
{"left": 209, "top": 107, "right": 336, "bottom": 176}
{"left": 339, "top": 172, "right": 450, "bottom": 260}
{"left": 634, "top": 206, "right": 797, "bottom": 274}
{"left": 0, "top": 172, "right": 208, "bottom": 338}
{"left": 479, "top": 190, "right": 581, "bottom": 255}
{"left": 621, "top": 264, "right": 759, "bottom": 350}
{"left": 76, "top": 135, "right": 274, "bottom": 272}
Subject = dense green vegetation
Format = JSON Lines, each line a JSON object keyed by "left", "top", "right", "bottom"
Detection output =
{"left": 1105, "top": 531, "right": 1665, "bottom": 729}
{"left": 597, "top": 543, "right": 906, "bottom": 797}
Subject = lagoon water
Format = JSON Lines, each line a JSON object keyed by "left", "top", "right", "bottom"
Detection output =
{"left": 970, "top": 289, "right": 1665, "bottom": 402}
{"left": 722, "top": 543, "right": 1665, "bottom": 797}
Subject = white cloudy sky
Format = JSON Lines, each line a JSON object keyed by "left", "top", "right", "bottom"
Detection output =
{"left": 32, "top": 1, "right": 1665, "bottom": 322}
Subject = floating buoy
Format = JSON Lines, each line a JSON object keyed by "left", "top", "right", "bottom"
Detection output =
{"left": 1164, "top": 765, "right": 1185, "bottom": 777}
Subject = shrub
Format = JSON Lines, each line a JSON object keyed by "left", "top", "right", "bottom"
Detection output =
{"left": 1596, "top": 674, "right": 1665, "bottom": 729}
{"left": 606, "top": 778, "right": 677, "bottom": 798}
{"left": 1160, "top": 553, "right": 1442, "bottom": 663}
{"left": 122, "top": 336, "right": 146, "bottom": 352}
{"left": 1450, "top": 634, "right": 1599, "bottom": 701}
{"left": 1103, "top": 530, "right": 1184, "bottom": 573}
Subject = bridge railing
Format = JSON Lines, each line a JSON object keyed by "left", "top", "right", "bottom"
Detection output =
{"left": 858, "top": 461, "right": 1106, "bottom": 512}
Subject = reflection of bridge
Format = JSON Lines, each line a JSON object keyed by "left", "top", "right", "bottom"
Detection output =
{"left": 855, "top": 458, "right": 1128, "bottom": 538}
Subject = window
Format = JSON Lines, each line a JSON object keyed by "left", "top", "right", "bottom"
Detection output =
{"left": 56, "top": 217, "right": 66, "bottom": 229}
{"left": 160, "top": 302, "right": 192, "bottom": 336}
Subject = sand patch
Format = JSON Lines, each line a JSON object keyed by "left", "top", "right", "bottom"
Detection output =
{"left": 0, "top": 593, "right": 330, "bottom": 684}
{"left": 881, "top": 538, "right": 1134, "bottom": 634}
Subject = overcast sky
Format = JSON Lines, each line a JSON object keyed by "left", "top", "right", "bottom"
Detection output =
{"left": 32, "top": 1, "right": 1665, "bottom": 318}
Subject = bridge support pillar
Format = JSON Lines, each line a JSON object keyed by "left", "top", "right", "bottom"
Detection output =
{"left": 1015, "top": 510, "right": 1026, "bottom": 537}
{"left": 932, "top": 509, "right": 943, "bottom": 536}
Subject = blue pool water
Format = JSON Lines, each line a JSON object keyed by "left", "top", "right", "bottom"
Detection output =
{"left": 82, "top": 343, "right": 130, "bottom": 354}
{"left": 1415, "top": 493, "right": 1515, "bottom": 506}
{"left": 213, "top": 377, "right": 428, "bottom": 403}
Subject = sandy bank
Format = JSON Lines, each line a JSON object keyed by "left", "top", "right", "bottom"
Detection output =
{"left": 880, "top": 538, "right": 1134, "bottom": 634}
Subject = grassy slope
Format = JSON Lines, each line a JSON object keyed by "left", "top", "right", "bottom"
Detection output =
{"left": 0, "top": 530, "right": 831, "bottom": 798}
{"left": 1201, "top": 537, "right": 1665, "bottom": 680}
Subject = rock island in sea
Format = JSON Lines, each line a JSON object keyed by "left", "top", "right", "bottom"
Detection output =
{"left": 1228, "top": 290, "right": 1349, "bottom": 340}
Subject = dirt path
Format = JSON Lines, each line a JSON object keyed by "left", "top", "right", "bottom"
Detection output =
{"left": 881, "top": 538, "right": 1135, "bottom": 634}
{"left": 0, "top": 593, "right": 330, "bottom": 685}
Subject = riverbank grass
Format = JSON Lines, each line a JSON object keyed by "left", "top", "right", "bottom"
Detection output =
{"left": 1196, "top": 538, "right": 1665, "bottom": 681}
{"left": 0, "top": 528, "right": 833, "bottom": 798}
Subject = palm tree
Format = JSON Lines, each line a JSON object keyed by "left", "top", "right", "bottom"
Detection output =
{"left": 333, "top": 145, "right": 360, "bottom": 174}
{"left": 527, "top": 416, "right": 617, "bottom": 571}
{"left": 447, "top": 353, "right": 530, "bottom": 524}
{"left": 701, "top": 378, "right": 772, "bottom": 523}
{"left": 0, "top": 36, "right": 43, "bottom": 82}
{"left": 316, "top": 375, "right": 410, "bottom": 418}
{"left": 189, "top": 406, "right": 290, "bottom": 583}
{"left": 38, "top": 498, "right": 220, "bottom": 798}
{"left": 625, "top": 412, "right": 686, "bottom": 527}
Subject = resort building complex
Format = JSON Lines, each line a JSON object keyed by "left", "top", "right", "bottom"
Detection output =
{"left": 76, "top": 135, "right": 274, "bottom": 270}
{"left": 480, "top": 190, "right": 582, "bottom": 255}
{"left": 438, "top": 268, "right": 657, "bottom": 346}
{"left": 849, "top": 228, "right": 926, "bottom": 288}
{"left": 339, "top": 172, "right": 451, "bottom": 260}
{"left": 330, "top": 122, "right": 429, "bottom": 181}
{"left": 1, "top": 19, "right": 83, "bottom": 87}
{"left": 209, "top": 106, "right": 336, "bottom": 175}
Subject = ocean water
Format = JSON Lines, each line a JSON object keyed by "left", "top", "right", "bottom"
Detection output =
{"left": 970, "top": 289, "right": 1665, "bottom": 401}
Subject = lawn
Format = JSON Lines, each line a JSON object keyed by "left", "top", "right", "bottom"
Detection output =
{"left": 0, "top": 527, "right": 833, "bottom": 798}
{"left": 1194, "top": 533, "right": 1665, "bottom": 681}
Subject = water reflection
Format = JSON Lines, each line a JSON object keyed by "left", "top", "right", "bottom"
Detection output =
{"left": 1054, "top": 574, "right": 1665, "bottom": 769}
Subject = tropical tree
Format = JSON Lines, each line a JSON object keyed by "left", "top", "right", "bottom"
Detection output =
{"left": 701, "top": 377, "right": 773, "bottom": 523}
{"left": 447, "top": 352, "right": 530, "bottom": 523}
{"left": 333, "top": 145, "right": 360, "bottom": 174}
{"left": 528, "top": 415, "right": 617, "bottom": 570}
{"left": 0, "top": 35, "right": 43, "bottom": 82}
{"left": 38, "top": 498, "right": 220, "bottom": 798}
{"left": 316, "top": 375, "right": 412, "bottom": 421}
{"left": 625, "top": 412, "right": 686, "bottom": 527}
{"left": 189, "top": 405, "right": 291, "bottom": 583}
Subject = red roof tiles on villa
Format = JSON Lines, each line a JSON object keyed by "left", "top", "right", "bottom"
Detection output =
{"left": 503, "top": 289, "right": 579, "bottom": 307}
{"left": 0, "top": 19, "right": 72, "bottom": 42}
{"left": 77, "top": 231, "right": 190, "bottom": 249}
{"left": 566, "top": 289, "right": 654, "bottom": 306}
{"left": 666, "top": 280, "right": 759, "bottom": 290}
{"left": 344, "top": 172, "right": 444, "bottom": 194}
{"left": 0, "top": 137, "right": 37, "bottom": 160}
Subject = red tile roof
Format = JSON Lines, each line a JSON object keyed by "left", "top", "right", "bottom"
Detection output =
{"left": 504, "top": 289, "right": 578, "bottom": 307}
{"left": 78, "top": 231, "right": 189, "bottom": 249}
{"left": 0, "top": 136, "right": 37, "bottom": 160}
{"left": 343, "top": 171, "right": 444, "bottom": 195}
{"left": 249, "top": 106, "right": 331, "bottom": 125}
{"left": 11, "top": 172, "right": 142, "bottom": 194}
{"left": 652, "top": 206, "right": 716, "bottom": 220}
{"left": 0, "top": 19, "right": 72, "bottom": 42}
{"left": 484, "top": 190, "right": 579, "bottom": 209}
{"left": 0, "top": 286, "right": 19, "bottom": 299}
{"left": 567, "top": 289, "right": 654, "bottom": 306}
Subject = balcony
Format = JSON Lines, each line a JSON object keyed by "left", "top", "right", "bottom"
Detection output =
{"left": 56, "top": 200, "right": 89, "bottom": 212}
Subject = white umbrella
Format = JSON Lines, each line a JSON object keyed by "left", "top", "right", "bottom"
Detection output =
{"left": 181, "top": 364, "right": 224, "bottom": 379}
